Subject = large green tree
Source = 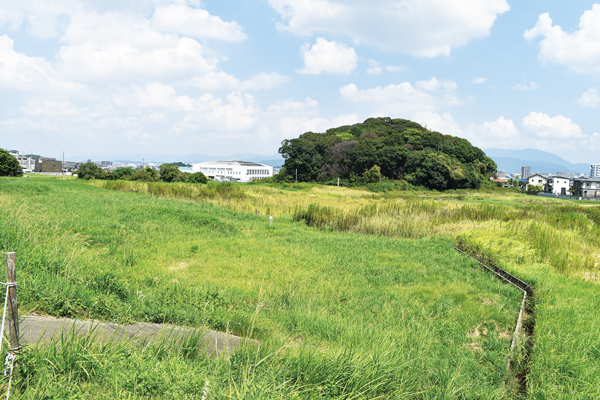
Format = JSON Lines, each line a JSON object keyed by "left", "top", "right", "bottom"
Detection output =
{"left": 159, "top": 163, "right": 186, "bottom": 183}
{"left": 278, "top": 117, "right": 497, "bottom": 190}
{"left": 76, "top": 162, "right": 110, "bottom": 180}
{"left": 0, "top": 148, "right": 23, "bottom": 177}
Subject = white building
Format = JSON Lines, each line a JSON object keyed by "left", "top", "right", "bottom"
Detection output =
{"left": 591, "top": 164, "right": 600, "bottom": 178}
{"left": 527, "top": 173, "right": 547, "bottom": 187}
{"left": 547, "top": 176, "right": 570, "bottom": 195}
{"left": 192, "top": 160, "right": 274, "bottom": 182}
{"left": 8, "top": 150, "right": 35, "bottom": 172}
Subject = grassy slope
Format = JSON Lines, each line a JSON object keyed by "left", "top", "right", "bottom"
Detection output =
{"left": 95, "top": 179, "right": 600, "bottom": 399}
{"left": 0, "top": 177, "right": 522, "bottom": 398}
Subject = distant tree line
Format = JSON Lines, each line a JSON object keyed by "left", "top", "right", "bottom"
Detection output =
{"left": 274, "top": 117, "right": 497, "bottom": 191}
{"left": 75, "top": 163, "right": 207, "bottom": 184}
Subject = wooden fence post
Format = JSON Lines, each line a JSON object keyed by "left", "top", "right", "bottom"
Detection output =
{"left": 5, "top": 253, "right": 19, "bottom": 352}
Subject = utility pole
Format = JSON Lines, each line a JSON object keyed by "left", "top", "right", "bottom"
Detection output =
{"left": 295, "top": 169, "right": 297, "bottom": 183}
{"left": 62, "top": 151, "right": 65, "bottom": 180}
{"left": 143, "top": 158, "right": 145, "bottom": 168}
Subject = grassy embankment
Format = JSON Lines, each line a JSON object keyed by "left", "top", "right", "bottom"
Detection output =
{"left": 0, "top": 177, "right": 524, "bottom": 398}
{"left": 93, "top": 179, "right": 600, "bottom": 399}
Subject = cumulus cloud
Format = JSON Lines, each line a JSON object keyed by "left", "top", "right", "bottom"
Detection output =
{"left": 472, "top": 77, "right": 487, "bottom": 84}
{"left": 522, "top": 112, "right": 584, "bottom": 138}
{"left": 297, "top": 38, "right": 358, "bottom": 74}
{"left": 578, "top": 88, "right": 600, "bottom": 108}
{"left": 340, "top": 80, "right": 463, "bottom": 116}
{"left": 466, "top": 117, "right": 519, "bottom": 140}
{"left": 56, "top": 12, "right": 222, "bottom": 83}
{"left": 269, "top": 0, "right": 510, "bottom": 57}
{"left": 524, "top": 5, "right": 600, "bottom": 74}
{"left": 151, "top": 4, "right": 247, "bottom": 41}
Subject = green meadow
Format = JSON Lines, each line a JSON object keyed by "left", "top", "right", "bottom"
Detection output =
{"left": 1, "top": 177, "right": 599, "bottom": 398}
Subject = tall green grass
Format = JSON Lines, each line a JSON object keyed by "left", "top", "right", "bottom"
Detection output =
{"left": 0, "top": 177, "right": 523, "bottom": 398}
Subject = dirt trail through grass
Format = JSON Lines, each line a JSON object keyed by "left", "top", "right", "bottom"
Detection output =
{"left": 20, "top": 315, "right": 247, "bottom": 355}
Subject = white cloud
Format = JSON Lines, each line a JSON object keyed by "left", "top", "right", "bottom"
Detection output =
{"left": 151, "top": 4, "right": 246, "bottom": 41}
{"left": 472, "top": 77, "right": 487, "bottom": 84}
{"left": 340, "top": 80, "right": 463, "bottom": 117}
{"left": 512, "top": 81, "right": 538, "bottom": 90}
{"left": 0, "top": 35, "right": 83, "bottom": 94}
{"left": 269, "top": 0, "right": 510, "bottom": 57}
{"left": 578, "top": 88, "right": 600, "bottom": 108}
{"left": 522, "top": 112, "right": 584, "bottom": 138}
{"left": 56, "top": 12, "right": 221, "bottom": 84}
{"left": 466, "top": 116, "right": 519, "bottom": 141}
{"left": 524, "top": 5, "right": 600, "bottom": 74}
{"left": 297, "top": 38, "right": 358, "bottom": 74}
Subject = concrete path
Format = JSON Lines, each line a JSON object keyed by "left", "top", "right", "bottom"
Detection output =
{"left": 19, "top": 315, "right": 248, "bottom": 355}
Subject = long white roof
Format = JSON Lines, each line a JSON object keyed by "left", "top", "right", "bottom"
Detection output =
{"left": 197, "top": 160, "right": 271, "bottom": 167}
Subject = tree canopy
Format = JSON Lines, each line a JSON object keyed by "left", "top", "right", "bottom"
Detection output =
{"left": 277, "top": 117, "right": 497, "bottom": 190}
{"left": 0, "top": 148, "right": 23, "bottom": 177}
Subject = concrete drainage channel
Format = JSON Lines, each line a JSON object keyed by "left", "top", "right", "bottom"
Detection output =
{"left": 455, "top": 247, "right": 535, "bottom": 395}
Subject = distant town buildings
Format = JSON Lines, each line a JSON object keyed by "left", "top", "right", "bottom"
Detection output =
{"left": 591, "top": 164, "right": 600, "bottom": 178}
{"left": 521, "top": 166, "right": 531, "bottom": 179}
{"left": 497, "top": 170, "right": 506, "bottom": 178}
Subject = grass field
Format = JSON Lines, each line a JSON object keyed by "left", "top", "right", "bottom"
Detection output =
{"left": 1, "top": 177, "right": 599, "bottom": 398}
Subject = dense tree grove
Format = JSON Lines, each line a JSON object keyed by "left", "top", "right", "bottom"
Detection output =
{"left": 75, "top": 163, "right": 207, "bottom": 184}
{"left": 277, "top": 117, "right": 497, "bottom": 190}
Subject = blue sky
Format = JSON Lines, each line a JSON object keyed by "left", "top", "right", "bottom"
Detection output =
{"left": 1, "top": 0, "right": 599, "bottom": 163}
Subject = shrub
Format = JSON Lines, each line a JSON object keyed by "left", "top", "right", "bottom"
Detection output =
{"left": 187, "top": 172, "right": 208, "bottom": 184}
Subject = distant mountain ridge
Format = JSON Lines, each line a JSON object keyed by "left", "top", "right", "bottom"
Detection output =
{"left": 484, "top": 148, "right": 591, "bottom": 175}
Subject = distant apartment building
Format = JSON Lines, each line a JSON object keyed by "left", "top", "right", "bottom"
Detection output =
{"left": 591, "top": 164, "right": 600, "bottom": 178}
{"left": 35, "top": 158, "right": 63, "bottom": 173}
{"left": 521, "top": 166, "right": 531, "bottom": 179}
{"left": 497, "top": 170, "right": 506, "bottom": 178}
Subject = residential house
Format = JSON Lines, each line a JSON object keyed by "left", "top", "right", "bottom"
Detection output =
{"left": 546, "top": 176, "right": 571, "bottom": 195}
{"left": 573, "top": 177, "right": 600, "bottom": 198}
{"left": 527, "top": 173, "right": 547, "bottom": 188}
